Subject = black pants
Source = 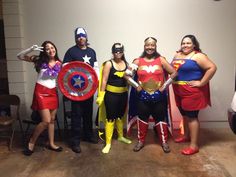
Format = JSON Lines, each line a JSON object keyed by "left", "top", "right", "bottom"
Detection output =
{"left": 136, "top": 99, "right": 167, "bottom": 123}
{"left": 104, "top": 91, "right": 128, "bottom": 121}
{"left": 70, "top": 97, "right": 94, "bottom": 146}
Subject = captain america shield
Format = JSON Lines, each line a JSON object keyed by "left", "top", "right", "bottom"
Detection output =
{"left": 58, "top": 61, "right": 98, "bottom": 101}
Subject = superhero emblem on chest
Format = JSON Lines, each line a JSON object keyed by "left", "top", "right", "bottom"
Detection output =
{"left": 114, "top": 71, "right": 125, "bottom": 78}
{"left": 139, "top": 65, "right": 161, "bottom": 73}
{"left": 172, "top": 60, "right": 185, "bottom": 71}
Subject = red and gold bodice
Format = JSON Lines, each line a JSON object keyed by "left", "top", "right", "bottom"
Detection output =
{"left": 137, "top": 57, "right": 164, "bottom": 94}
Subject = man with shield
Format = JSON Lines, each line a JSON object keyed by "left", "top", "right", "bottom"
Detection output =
{"left": 63, "top": 27, "right": 99, "bottom": 153}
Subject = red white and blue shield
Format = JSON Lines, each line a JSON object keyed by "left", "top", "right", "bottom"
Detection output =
{"left": 58, "top": 61, "right": 98, "bottom": 101}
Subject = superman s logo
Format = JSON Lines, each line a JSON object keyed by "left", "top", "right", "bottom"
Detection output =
{"left": 172, "top": 60, "right": 185, "bottom": 71}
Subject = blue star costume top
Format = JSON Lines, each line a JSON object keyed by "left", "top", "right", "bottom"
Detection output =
{"left": 63, "top": 44, "right": 98, "bottom": 146}
{"left": 63, "top": 45, "right": 97, "bottom": 67}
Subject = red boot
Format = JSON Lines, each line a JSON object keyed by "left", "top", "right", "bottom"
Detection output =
{"left": 155, "top": 121, "right": 171, "bottom": 153}
{"left": 133, "top": 119, "right": 148, "bottom": 152}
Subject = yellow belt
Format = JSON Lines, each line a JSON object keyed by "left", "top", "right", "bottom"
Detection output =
{"left": 106, "top": 84, "right": 128, "bottom": 93}
{"left": 173, "top": 81, "right": 188, "bottom": 85}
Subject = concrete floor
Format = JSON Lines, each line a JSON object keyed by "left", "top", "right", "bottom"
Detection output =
{"left": 0, "top": 128, "right": 235, "bottom": 177}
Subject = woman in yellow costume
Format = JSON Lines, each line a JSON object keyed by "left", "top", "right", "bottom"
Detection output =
{"left": 96, "top": 43, "right": 132, "bottom": 153}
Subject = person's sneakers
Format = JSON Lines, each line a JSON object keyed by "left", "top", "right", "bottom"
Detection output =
{"left": 71, "top": 145, "right": 81, "bottom": 153}
{"left": 181, "top": 147, "right": 199, "bottom": 155}
{"left": 133, "top": 141, "right": 144, "bottom": 152}
{"left": 161, "top": 143, "right": 171, "bottom": 153}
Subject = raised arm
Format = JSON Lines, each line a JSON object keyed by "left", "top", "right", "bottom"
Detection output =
{"left": 17, "top": 45, "right": 43, "bottom": 62}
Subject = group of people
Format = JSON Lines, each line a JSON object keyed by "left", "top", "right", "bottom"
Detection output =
{"left": 17, "top": 26, "right": 217, "bottom": 156}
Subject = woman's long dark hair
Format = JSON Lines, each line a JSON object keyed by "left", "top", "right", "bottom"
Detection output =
{"left": 140, "top": 37, "right": 161, "bottom": 58}
{"left": 34, "top": 41, "right": 60, "bottom": 73}
{"left": 179, "top": 34, "right": 202, "bottom": 52}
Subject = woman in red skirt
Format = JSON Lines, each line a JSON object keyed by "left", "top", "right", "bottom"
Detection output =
{"left": 171, "top": 35, "right": 217, "bottom": 155}
{"left": 17, "top": 41, "right": 63, "bottom": 155}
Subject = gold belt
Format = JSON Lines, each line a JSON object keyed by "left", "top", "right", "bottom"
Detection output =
{"left": 140, "top": 80, "right": 162, "bottom": 94}
{"left": 106, "top": 84, "right": 128, "bottom": 93}
{"left": 173, "top": 81, "right": 188, "bottom": 85}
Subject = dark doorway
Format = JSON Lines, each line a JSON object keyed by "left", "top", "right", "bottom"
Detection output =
{"left": 0, "top": 1, "right": 10, "bottom": 117}
{"left": 0, "top": 3, "right": 9, "bottom": 95}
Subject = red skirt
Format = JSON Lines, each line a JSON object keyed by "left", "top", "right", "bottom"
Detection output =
{"left": 172, "top": 83, "right": 211, "bottom": 111}
{"left": 31, "top": 83, "right": 59, "bottom": 110}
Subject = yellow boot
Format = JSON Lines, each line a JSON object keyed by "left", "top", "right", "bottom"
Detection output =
{"left": 102, "top": 120, "right": 115, "bottom": 154}
{"left": 116, "top": 118, "right": 132, "bottom": 144}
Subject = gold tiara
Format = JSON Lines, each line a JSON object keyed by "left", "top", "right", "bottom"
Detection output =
{"left": 145, "top": 37, "right": 157, "bottom": 44}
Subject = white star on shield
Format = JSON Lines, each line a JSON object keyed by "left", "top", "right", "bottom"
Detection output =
{"left": 73, "top": 76, "right": 85, "bottom": 88}
{"left": 83, "top": 55, "right": 91, "bottom": 64}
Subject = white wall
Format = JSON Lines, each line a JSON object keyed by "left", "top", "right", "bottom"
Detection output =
{"left": 3, "top": 0, "right": 236, "bottom": 128}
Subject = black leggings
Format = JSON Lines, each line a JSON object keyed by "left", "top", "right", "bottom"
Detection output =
{"left": 136, "top": 99, "right": 167, "bottom": 123}
{"left": 178, "top": 107, "right": 199, "bottom": 118}
{"left": 104, "top": 91, "right": 128, "bottom": 121}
